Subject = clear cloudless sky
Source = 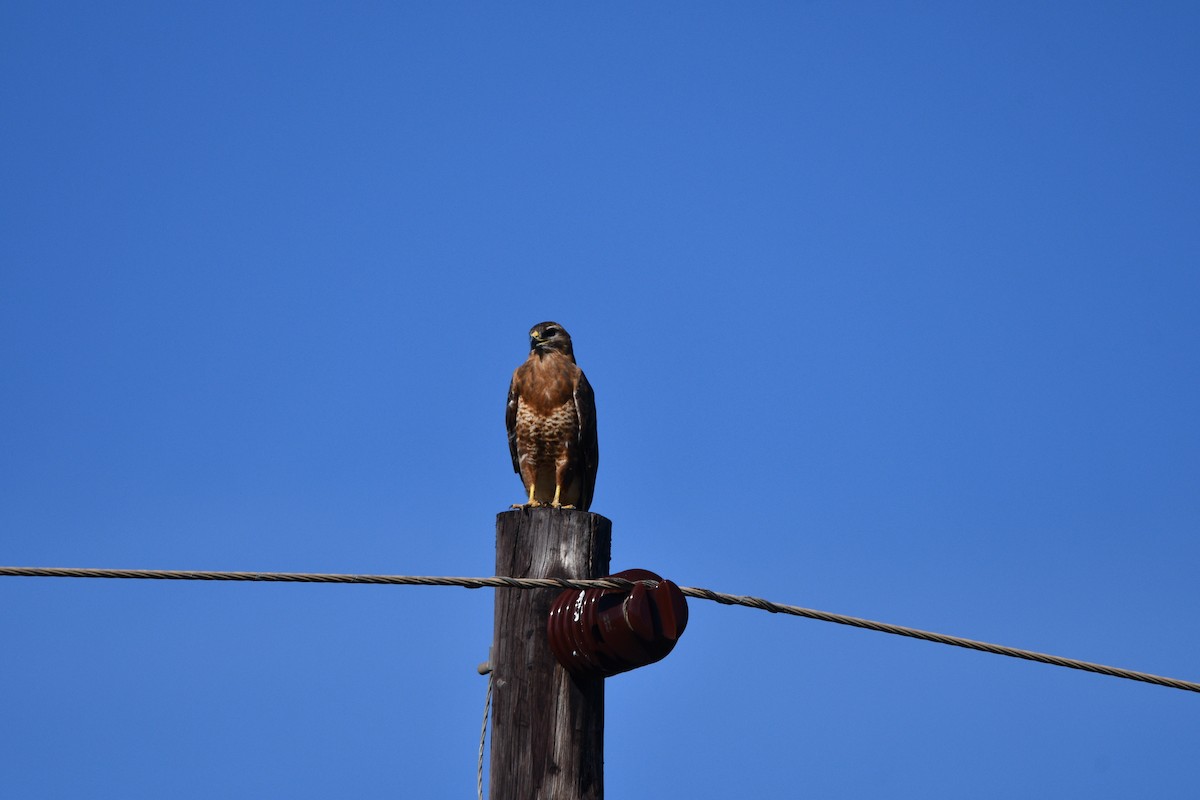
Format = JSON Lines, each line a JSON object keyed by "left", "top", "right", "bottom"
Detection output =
{"left": 2, "top": 3, "right": 1198, "bottom": 797}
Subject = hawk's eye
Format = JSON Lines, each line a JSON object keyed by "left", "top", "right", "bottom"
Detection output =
{"left": 544, "top": 327, "right": 560, "bottom": 337}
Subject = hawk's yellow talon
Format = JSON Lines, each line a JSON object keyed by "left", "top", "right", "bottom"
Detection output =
{"left": 512, "top": 483, "right": 543, "bottom": 508}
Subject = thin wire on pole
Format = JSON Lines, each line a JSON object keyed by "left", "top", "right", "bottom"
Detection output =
{"left": 477, "top": 669, "right": 492, "bottom": 800}
{"left": 1, "top": 565, "right": 1196, "bottom": 694}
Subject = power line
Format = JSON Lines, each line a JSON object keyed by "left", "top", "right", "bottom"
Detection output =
{"left": 1, "top": 565, "right": 1196, "bottom": 694}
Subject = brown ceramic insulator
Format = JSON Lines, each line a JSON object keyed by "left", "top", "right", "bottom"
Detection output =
{"left": 547, "top": 568, "right": 689, "bottom": 678}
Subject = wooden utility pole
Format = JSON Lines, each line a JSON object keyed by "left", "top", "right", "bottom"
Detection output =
{"left": 490, "top": 508, "right": 611, "bottom": 800}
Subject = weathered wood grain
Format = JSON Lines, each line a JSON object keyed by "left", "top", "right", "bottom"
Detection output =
{"left": 491, "top": 508, "right": 611, "bottom": 800}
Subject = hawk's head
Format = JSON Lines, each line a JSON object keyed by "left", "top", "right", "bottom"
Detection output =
{"left": 529, "top": 321, "right": 575, "bottom": 361}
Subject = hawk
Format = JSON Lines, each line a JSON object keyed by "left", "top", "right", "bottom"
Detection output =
{"left": 506, "top": 321, "right": 598, "bottom": 510}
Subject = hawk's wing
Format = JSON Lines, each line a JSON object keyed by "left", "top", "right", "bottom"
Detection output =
{"left": 574, "top": 370, "right": 599, "bottom": 511}
{"left": 506, "top": 371, "right": 521, "bottom": 474}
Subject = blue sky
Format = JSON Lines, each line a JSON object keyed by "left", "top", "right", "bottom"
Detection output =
{"left": 2, "top": 2, "right": 1198, "bottom": 797}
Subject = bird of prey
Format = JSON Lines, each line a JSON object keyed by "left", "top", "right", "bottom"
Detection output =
{"left": 506, "top": 321, "right": 598, "bottom": 510}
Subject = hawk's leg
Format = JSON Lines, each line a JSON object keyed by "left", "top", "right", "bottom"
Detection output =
{"left": 550, "top": 484, "right": 576, "bottom": 510}
{"left": 512, "top": 482, "right": 542, "bottom": 509}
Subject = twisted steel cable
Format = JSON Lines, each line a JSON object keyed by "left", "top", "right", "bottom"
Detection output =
{"left": 1, "top": 566, "right": 1196, "bottom": 694}
{"left": 477, "top": 674, "right": 491, "bottom": 800}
